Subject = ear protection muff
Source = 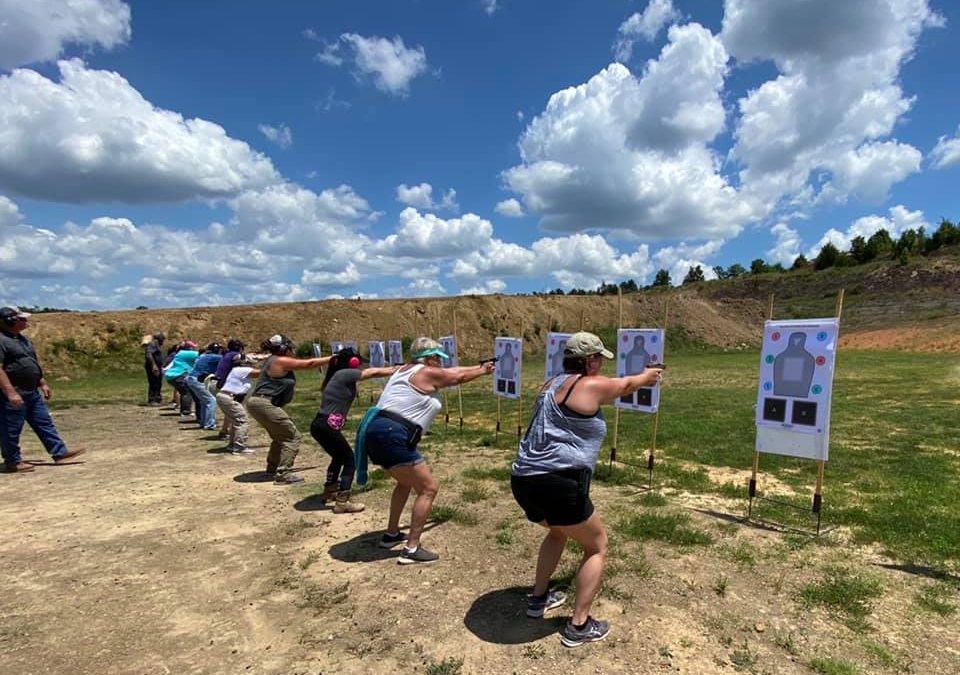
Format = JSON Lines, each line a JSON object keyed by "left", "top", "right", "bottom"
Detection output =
{"left": 2, "top": 315, "right": 16, "bottom": 326}
{"left": 348, "top": 356, "right": 361, "bottom": 369}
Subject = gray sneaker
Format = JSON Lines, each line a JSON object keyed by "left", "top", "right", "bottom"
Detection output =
{"left": 560, "top": 616, "right": 610, "bottom": 648}
{"left": 397, "top": 546, "right": 439, "bottom": 565}
{"left": 231, "top": 446, "right": 255, "bottom": 455}
{"left": 274, "top": 473, "right": 305, "bottom": 485}
{"left": 527, "top": 589, "right": 567, "bottom": 617}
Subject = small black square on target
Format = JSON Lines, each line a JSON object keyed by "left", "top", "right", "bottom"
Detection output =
{"left": 497, "top": 379, "right": 506, "bottom": 393}
{"left": 792, "top": 400, "right": 817, "bottom": 426}
{"left": 635, "top": 388, "right": 652, "bottom": 407}
{"left": 763, "top": 398, "right": 786, "bottom": 422}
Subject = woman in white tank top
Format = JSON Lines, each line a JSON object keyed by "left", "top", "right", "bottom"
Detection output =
{"left": 363, "top": 337, "right": 495, "bottom": 565}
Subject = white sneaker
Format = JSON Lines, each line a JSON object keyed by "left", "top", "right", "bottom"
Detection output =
{"left": 231, "top": 446, "right": 255, "bottom": 455}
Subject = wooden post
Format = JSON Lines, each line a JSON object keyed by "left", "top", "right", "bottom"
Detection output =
{"left": 517, "top": 319, "right": 524, "bottom": 439}
{"left": 813, "top": 288, "right": 844, "bottom": 519}
{"left": 454, "top": 310, "right": 465, "bottom": 432}
{"left": 611, "top": 287, "right": 623, "bottom": 464}
{"left": 647, "top": 298, "right": 670, "bottom": 487}
{"left": 495, "top": 315, "right": 501, "bottom": 443}
{"left": 749, "top": 293, "right": 775, "bottom": 516}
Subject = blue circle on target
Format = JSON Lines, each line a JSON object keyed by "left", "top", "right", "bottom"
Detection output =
{"left": 817, "top": 331, "right": 827, "bottom": 341}
{"left": 812, "top": 384, "right": 822, "bottom": 395}
{"left": 765, "top": 354, "right": 774, "bottom": 364}
{"left": 650, "top": 335, "right": 658, "bottom": 343}
{"left": 763, "top": 382, "right": 772, "bottom": 391}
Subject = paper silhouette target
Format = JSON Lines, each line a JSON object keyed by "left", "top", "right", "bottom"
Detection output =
{"left": 439, "top": 336, "right": 458, "bottom": 368}
{"left": 493, "top": 337, "right": 522, "bottom": 399}
{"left": 545, "top": 332, "right": 572, "bottom": 379}
{"left": 614, "top": 328, "right": 664, "bottom": 413}
{"left": 756, "top": 319, "right": 839, "bottom": 440}
{"left": 388, "top": 340, "right": 404, "bottom": 365}
{"left": 331, "top": 340, "right": 357, "bottom": 355}
{"left": 368, "top": 341, "right": 385, "bottom": 368}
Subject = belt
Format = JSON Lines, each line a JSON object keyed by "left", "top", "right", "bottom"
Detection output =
{"left": 377, "top": 409, "right": 417, "bottom": 430}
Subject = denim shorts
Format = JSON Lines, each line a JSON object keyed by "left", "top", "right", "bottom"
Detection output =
{"left": 364, "top": 415, "right": 424, "bottom": 469}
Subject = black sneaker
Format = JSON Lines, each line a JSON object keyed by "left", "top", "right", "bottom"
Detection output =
{"left": 560, "top": 616, "right": 610, "bottom": 648}
{"left": 527, "top": 589, "right": 567, "bottom": 618}
{"left": 378, "top": 531, "right": 408, "bottom": 549}
{"left": 397, "top": 546, "right": 439, "bottom": 565}
{"left": 274, "top": 473, "right": 305, "bottom": 485}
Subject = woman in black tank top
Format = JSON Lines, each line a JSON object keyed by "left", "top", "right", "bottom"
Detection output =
{"left": 245, "top": 334, "right": 331, "bottom": 485}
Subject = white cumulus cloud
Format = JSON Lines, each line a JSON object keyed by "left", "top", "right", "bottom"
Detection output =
{"left": 0, "top": 0, "right": 131, "bottom": 70}
{"left": 614, "top": 0, "right": 681, "bottom": 62}
{"left": 258, "top": 123, "right": 293, "bottom": 149}
{"left": 806, "top": 205, "right": 929, "bottom": 258}
{"left": 0, "top": 60, "right": 280, "bottom": 203}
{"left": 494, "top": 198, "right": 525, "bottom": 217}
{"left": 317, "top": 33, "right": 428, "bottom": 96}
{"left": 396, "top": 183, "right": 458, "bottom": 212}
{"left": 930, "top": 125, "right": 960, "bottom": 169}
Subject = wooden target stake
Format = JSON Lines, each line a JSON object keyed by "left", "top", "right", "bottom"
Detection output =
{"left": 517, "top": 319, "right": 524, "bottom": 440}
{"left": 748, "top": 293, "right": 776, "bottom": 513}
{"left": 610, "top": 287, "right": 624, "bottom": 464}
{"left": 813, "top": 288, "right": 844, "bottom": 516}
{"left": 646, "top": 298, "right": 670, "bottom": 488}
{"left": 454, "top": 310, "right": 465, "bottom": 433}
{"left": 495, "top": 315, "right": 501, "bottom": 443}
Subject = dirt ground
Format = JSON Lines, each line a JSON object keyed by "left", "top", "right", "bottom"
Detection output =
{"left": 2, "top": 403, "right": 958, "bottom": 675}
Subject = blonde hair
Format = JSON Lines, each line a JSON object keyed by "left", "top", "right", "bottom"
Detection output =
{"left": 409, "top": 336, "right": 442, "bottom": 364}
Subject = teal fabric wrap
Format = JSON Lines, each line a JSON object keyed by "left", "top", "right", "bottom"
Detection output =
{"left": 354, "top": 406, "right": 380, "bottom": 487}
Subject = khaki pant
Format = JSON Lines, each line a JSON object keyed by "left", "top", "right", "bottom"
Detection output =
{"left": 245, "top": 395, "right": 300, "bottom": 474}
{"left": 215, "top": 392, "right": 249, "bottom": 450}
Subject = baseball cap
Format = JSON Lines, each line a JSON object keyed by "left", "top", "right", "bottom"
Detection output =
{"left": 563, "top": 332, "right": 613, "bottom": 359}
{"left": 182, "top": 340, "right": 199, "bottom": 350}
{"left": 268, "top": 334, "right": 296, "bottom": 349}
{"left": 0, "top": 306, "right": 31, "bottom": 321}
{"left": 413, "top": 346, "right": 449, "bottom": 359}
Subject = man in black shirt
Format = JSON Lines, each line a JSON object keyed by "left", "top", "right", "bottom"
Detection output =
{"left": 144, "top": 332, "right": 165, "bottom": 404}
{"left": 0, "top": 307, "right": 84, "bottom": 473}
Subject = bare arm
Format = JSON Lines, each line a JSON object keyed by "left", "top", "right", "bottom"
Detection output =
{"left": 563, "top": 367, "right": 664, "bottom": 412}
{"left": 0, "top": 369, "right": 23, "bottom": 407}
{"left": 411, "top": 362, "right": 495, "bottom": 392}
{"left": 358, "top": 366, "right": 399, "bottom": 381}
{"left": 267, "top": 355, "right": 332, "bottom": 377}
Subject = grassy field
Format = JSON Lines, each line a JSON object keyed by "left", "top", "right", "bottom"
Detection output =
{"left": 48, "top": 348, "right": 960, "bottom": 572}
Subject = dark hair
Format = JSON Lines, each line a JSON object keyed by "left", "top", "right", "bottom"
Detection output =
{"left": 562, "top": 356, "right": 589, "bottom": 375}
{"left": 261, "top": 338, "right": 292, "bottom": 355}
{"left": 227, "top": 338, "right": 244, "bottom": 352}
{"left": 321, "top": 348, "right": 361, "bottom": 391}
{"left": 205, "top": 342, "right": 223, "bottom": 354}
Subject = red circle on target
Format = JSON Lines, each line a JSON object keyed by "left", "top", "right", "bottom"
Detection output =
{"left": 772, "top": 332, "right": 781, "bottom": 341}
{"left": 816, "top": 355, "right": 826, "bottom": 366}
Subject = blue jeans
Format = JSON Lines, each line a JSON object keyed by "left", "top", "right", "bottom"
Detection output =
{"left": 0, "top": 390, "right": 69, "bottom": 466}
{"left": 186, "top": 375, "right": 217, "bottom": 429}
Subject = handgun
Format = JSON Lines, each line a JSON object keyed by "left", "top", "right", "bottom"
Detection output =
{"left": 647, "top": 363, "right": 667, "bottom": 370}
{"left": 479, "top": 356, "right": 500, "bottom": 366}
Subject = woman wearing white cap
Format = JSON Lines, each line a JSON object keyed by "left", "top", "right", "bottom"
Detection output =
{"left": 245, "top": 335, "right": 331, "bottom": 485}
{"left": 511, "top": 331, "right": 663, "bottom": 647}
{"left": 361, "top": 337, "right": 495, "bottom": 564}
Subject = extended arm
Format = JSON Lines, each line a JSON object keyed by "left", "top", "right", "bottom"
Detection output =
{"left": 359, "top": 366, "right": 399, "bottom": 381}
{"left": 268, "top": 355, "right": 332, "bottom": 376}
{"left": 413, "top": 362, "right": 495, "bottom": 392}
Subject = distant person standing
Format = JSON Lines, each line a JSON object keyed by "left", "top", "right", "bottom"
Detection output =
{"left": 0, "top": 307, "right": 85, "bottom": 473}
{"left": 246, "top": 335, "right": 331, "bottom": 484}
{"left": 144, "top": 332, "right": 165, "bottom": 405}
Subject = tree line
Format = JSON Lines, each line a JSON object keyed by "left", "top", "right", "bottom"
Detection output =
{"left": 531, "top": 218, "right": 958, "bottom": 296}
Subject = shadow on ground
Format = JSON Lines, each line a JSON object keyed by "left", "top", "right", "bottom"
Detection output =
{"left": 464, "top": 586, "right": 566, "bottom": 644}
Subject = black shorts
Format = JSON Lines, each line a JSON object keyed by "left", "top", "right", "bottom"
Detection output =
{"left": 511, "top": 467, "right": 594, "bottom": 527}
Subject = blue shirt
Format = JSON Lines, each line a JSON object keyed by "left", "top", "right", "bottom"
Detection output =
{"left": 191, "top": 353, "right": 222, "bottom": 379}
{"left": 165, "top": 350, "right": 198, "bottom": 381}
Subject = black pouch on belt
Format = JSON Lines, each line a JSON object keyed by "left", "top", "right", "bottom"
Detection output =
{"left": 378, "top": 409, "right": 423, "bottom": 447}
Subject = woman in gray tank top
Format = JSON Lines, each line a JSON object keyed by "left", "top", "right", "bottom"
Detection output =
{"left": 246, "top": 334, "right": 331, "bottom": 485}
{"left": 510, "top": 332, "right": 664, "bottom": 648}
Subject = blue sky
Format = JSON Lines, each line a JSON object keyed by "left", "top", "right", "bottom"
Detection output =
{"left": 1, "top": 0, "right": 958, "bottom": 309}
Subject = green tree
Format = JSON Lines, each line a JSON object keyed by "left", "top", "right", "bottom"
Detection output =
{"left": 791, "top": 254, "right": 809, "bottom": 270}
{"left": 651, "top": 268, "right": 671, "bottom": 287}
{"left": 682, "top": 265, "right": 705, "bottom": 285}
{"left": 750, "top": 258, "right": 769, "bottom": 274}
{"left": 865, "top": 228, "right": 893, "bottom": 260}
{"left": 727, "top": 263, "right": 747, "bottom": 278}
{"left": 618, "top": 279, "right": 639, "bottom": 293}
{"left": 849, "top": 235, "right": 872, "bottom": 264}
{"left": 712, "top": 265, "right": 729, "bottom": 280}
{"left": 814, "top": 242, "right": 841, "bottom": 270}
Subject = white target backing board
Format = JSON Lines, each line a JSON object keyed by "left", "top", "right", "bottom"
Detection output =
{"left": 330, "top": 340, "right": 357, "bottom": 354}
{"left": 368, "top": 341, "right": 386, "bottom": 367}
{"left": 545, "top": 332, "right": 572, "bottom": 379}
{"left": 755, "top": 318, "right": 840, "bottom": 460}
{"left": 493, "top": 337, "right": 522, "bottom": 399}
{"left": 311, "top": 343, "right": 324, "bottom": 375}
{"left": 439, "top": 336, "right": 458, "bottom": 368}
{"left": 388, "top": 340, "right": 404, "bottom": 365}
{"left": 614, "top": 328, "right": 664, "bottom": 413}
